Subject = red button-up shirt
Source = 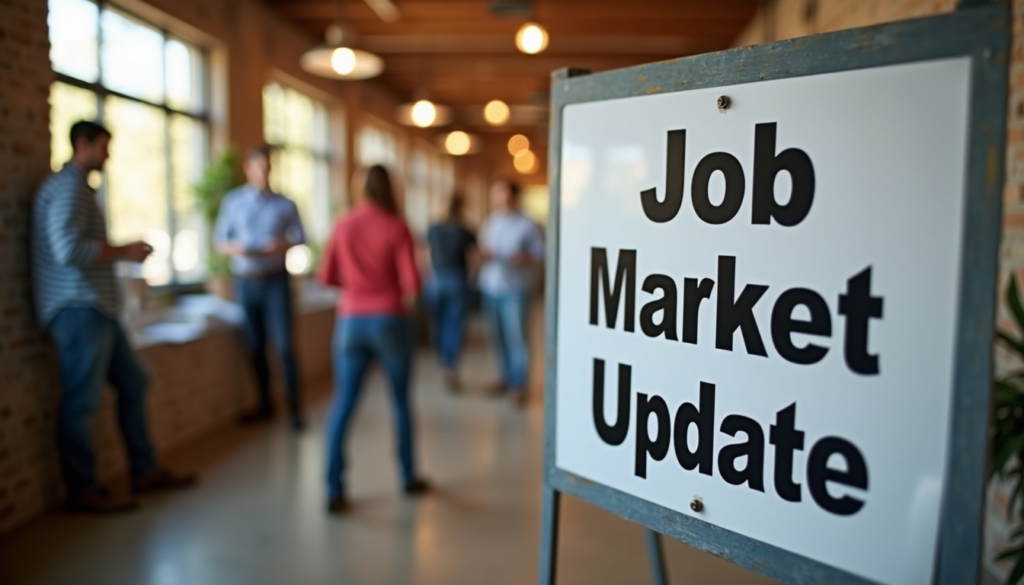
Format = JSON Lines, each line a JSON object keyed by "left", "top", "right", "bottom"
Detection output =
{"left": 317, "top": 202, "right": 421, "bottom": 316}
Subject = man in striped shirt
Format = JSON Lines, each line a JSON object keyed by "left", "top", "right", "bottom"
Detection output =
{"left": 32, "top": 121, "right": 195, "bottom": 513}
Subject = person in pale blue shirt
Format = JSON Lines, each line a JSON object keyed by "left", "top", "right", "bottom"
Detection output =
{"left": 214, "top": 145, "right": 306, "bottom": 429}
{"left": 478, "top": 180, "right": 544, "bottom": 407}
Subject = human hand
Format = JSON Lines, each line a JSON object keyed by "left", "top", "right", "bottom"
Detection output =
{"left": 121, "top": 241, "right": 153, "bottom": 263}
{"left": 508, "top": 251, "right": 530, "bottom": 266}
{"left": 263, "top": 238, "right": 289, "bottom": 256}
{"left": 220, "top": 241, "right": 247, "bottom": 257}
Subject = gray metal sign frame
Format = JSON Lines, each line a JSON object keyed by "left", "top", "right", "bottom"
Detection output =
{"left": 539, "top": 3, "right": 1010, "bottom": 584}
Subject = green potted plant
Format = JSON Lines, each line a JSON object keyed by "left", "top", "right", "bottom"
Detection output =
{"left": 992, "top": 274, "right": 1024, "bottom": 583}
{"left": 193, "top": 148, "right": 242, "bottom": 300}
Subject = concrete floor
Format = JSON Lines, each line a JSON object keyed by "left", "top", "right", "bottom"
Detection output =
{"left": 0, "top": 317, "right": 776, "bottom": 585}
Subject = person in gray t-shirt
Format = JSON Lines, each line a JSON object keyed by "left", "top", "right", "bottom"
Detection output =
{"left": 478, "top": 181, "right": 544, "bottom": 406}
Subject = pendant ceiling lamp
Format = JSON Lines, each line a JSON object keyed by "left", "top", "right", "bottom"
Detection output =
{"left": 515, "top": 22, "right": 549, "bottom": 54}
{"left": 435, "top": 130, "right": 481, "bottom": 156}
{"left": 395, "top": 97, "right": 454, "bottom": 128}
{"left": 395, "top": 57, "right": 452, "bottom": 128}
{"left": 301, "top": 2, "right": 384, "bottom": 80}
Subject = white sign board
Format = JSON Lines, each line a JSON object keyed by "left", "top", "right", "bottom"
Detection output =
{"left": 555, "top": 58, "right": 971, "bottom": 585}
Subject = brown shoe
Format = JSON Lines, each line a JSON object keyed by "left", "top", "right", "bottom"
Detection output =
{"left": 327, "top": 496, "right": 353, "bottom": 515}
{"left": 132, "top": 468, "right": 198, "bottom": 494}
{"left": 66, "top": 488, "right": 138, "bottom": 514}
{"left": 443, "top": 369, "right": 461, "bottom": 392}
{"left": 485, "top": 381, "right": 507, "bottom": 397}
{"left": 508, "top": 391, "right": 527, "bottom": 409}
{"left": 238, "top": 407, "right": 274, "bottom": 425}
{"left": 403, "top": 478, "right": 432, "bottom": 496}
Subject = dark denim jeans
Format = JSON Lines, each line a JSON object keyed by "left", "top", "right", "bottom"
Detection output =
{"left": 325, "top": 315, "right": 416, "bottom": 499}
{"left": 48, "top": 308, "right": 158, "bottom": 497}
{"left": 482, "top": 292, "right": 530, "bottom": 392}
{"left": 235, "top": 273, "right": 302, "bottom": 420}
{"left": 425, "top": 270, "right": 470, "bottom": 370}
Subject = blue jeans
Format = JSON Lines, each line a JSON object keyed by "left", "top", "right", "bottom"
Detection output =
{"left": 325, "top": 315, "right": 416, "bottom": 499}
{"left": 426, "top": 271, "right": 469, "bottom": 370}
{"left": 235, "top": 273, "right": 302, "bottom": 419}
{"left": 48, "top": 308, "right": 158, "bottom": 497}
{"left": 482, "top": 292, "right": 529, "bottom": 392}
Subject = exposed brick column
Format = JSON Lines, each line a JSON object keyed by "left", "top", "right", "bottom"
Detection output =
{"left": 0, "top": 0, "right": 62, "bottom": 532}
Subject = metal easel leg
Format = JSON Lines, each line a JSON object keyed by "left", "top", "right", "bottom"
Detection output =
{"left": 539, "top": 487, "right": 562, "bottom": 585}
{"left": 645, "top": 528, "right": 669, "bottom": 585}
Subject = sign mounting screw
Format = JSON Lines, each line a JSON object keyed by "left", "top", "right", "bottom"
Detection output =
{"left": 716, "top": 95, "right": 731, "bottom": 112}
{"left": 690, "top": 496, "right": 703, "bottom": 513}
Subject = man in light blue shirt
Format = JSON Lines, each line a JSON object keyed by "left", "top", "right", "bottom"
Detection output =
{"left": 215, "top": 145, "right": 306, "bottom": 429}
{"left": 478, "top": 181, "right": 544, "bottom": 406}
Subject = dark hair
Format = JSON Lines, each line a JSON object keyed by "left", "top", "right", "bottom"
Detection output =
{"left": 363, "top": 165, "right": 398, "bottom": 214}
{"left": 447, "top": 193, "right": 464, "bottom": 220}
{"left": 505, "top": 180, "right": 521, "bottom": 199}
{"left": 69, "top": 120, "right": 111, "bottom": 150}
{"left": 246, "top": 144, "right": 273, "bottom": 162}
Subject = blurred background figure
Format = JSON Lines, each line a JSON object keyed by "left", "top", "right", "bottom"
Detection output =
{"left": 32, "top": 120, "right": 195, "bottom": 513}
{"left": 478, "top": 180, "right": 545, "bottom": 407}
{"left": 215, "top": 145, "right": 307, "bottom": 430}
{"left": 318, "top": 165, "right": 430, "bottom": 514}
{"left": 425, "top": 193, "right": 478, "bottom": 390}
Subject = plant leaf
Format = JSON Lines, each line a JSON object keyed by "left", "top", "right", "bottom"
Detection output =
{"left": 1008, "top": 275, "right": 1024, "bottom": 340}
{"left": 998, "top": 331, "right": 1024, "bottom": 357}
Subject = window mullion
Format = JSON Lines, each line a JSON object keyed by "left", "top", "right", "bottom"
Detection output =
{"left": 161, "top": 33, "right": 178, "bottom": 285}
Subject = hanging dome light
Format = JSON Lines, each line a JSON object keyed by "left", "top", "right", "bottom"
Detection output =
{"left": 301, "top": 24, "right": 384, "bottom": 80}
{"left": 513, "top": 149, "right": 539, "bottom": 174}
{"left": 412, "top": 100, "right": 437, "bottom": 127}
{"left": 508, "top": 134, "right": 530, "bottom": 155}
{"left": 484, "top": 100, "right": 511, "bottom": 126}
{"left": 515, "top": 23, "right": 549, "bottom": 55}
{"left": 435, "top": 130, "right": 479, "bottom": 155}
{"left": 444, "top": 131, "right": 472, "bottom": 155}
{"left": 330, "top": 47, "right": 357, "bottom": 75}
{"left": 395, "top": 98, "right": 454, "bottom": 128}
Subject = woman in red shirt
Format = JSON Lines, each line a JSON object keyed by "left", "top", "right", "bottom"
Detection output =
{"left": 318, "top": 165, "right": 429, "bottom": 513}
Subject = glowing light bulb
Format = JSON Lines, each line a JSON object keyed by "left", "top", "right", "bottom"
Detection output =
{"left": 411, "top": 99, "right": 437, "bottom": 127}
{"left": 514, "top": 149, "right": 538, "bottom": 174}
{"left": 330, "top": 47, "right": 357, "bottom": 75}
{"left": 484, "top": 100, "right": 510, "bottom": 126}
{"left": 445, "top": 131, "right": 472, "bottom": 156}
{"left": 507, "top": 134, "right": 530, "bottom": 156}
{"left": 516, "top": 23, "right": 549, "bottom": 55}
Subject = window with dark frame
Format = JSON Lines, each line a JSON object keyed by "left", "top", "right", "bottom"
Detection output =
{"left": 48, "top": 0, "right": 211, "bottom": 286}
{"left": 262, "top": 82, "right": 333, "bottom": 275}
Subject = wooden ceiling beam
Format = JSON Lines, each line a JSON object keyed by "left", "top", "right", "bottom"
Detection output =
{"left": 352, "top": 34, "right": 728, "bottom": 55}
{"left": 378, "top": 53, "right": 691, "bottom": 74}
{"left": 292, "top": 20, "right": 749, "bottom": 37}
{"left": 272, "top": 0, "right": 757, "bottom": 22}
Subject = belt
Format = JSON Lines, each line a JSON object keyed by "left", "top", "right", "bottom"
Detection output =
{"left": 236, "top": 270, "right": 288, "bottom": 281}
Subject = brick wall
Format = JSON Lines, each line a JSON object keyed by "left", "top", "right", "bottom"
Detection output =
{"left": 0, "top": 0, "right": 61, "bottom": 532}
{"left": 0, "top": 0, "right": 338, "bottom": 534}
{"left": 733, "top": 0, "right": 1022, "bottom": 580}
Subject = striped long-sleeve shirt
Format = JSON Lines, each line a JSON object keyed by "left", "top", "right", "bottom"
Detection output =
{"left": 31, "top": 163, "right": 119, "bottom": 328}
